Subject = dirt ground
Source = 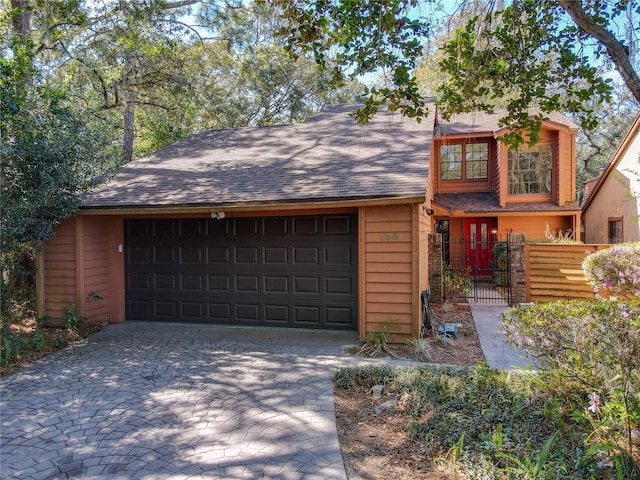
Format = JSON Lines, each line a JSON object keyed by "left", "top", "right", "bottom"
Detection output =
{"left": 336, "top": 302, "right": 484, "bottom": 479}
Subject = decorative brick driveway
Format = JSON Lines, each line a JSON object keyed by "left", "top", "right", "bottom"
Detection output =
{"left": 1, "top": 324, "right": 364, "bottom": 479}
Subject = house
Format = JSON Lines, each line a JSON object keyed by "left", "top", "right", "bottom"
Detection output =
{"left": 431, "top": 109, "right": 581, "bottom": 272}
{"left": 582, "top": 113, "right": 640, "bottom": 244}
{"left": 36, "top": 101, "right": 581, "bottom": 341}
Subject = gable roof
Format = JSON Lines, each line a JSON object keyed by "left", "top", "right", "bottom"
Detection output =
{"left": 434, "top": 107, "right": 579, "bottom": 137}
{"left": 82, "top": 102, "right": 435, "bottom": 211}
{"left": 582, "top": 112, "right": 640, "bottom": 211}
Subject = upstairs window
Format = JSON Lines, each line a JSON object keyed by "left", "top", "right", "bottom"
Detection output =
{"left": 466, "top": 143, "right": 488, "bottom": 179}
{"left": 440, "top": 144, "right": 462, "bottom": 179}
{"left": 508, "top": 144, "right": 552, "bottom": 195}
{"left": 440, "top": 142, "right": 488, "bottom": 181}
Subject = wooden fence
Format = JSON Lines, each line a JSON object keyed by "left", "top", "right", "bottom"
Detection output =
{"left": 525, "top": 243, "right": 610, "bottom": 302}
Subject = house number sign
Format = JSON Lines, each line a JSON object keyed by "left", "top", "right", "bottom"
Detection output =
{"left": 379, "top": 233, "right": 400, "bottom": 241}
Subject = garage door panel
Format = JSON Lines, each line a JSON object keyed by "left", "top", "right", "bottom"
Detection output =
{"left": 326, "top": 277, "right": 352, "bottom": 295}
{"left": 235, "top": 247, "right": 259, "bottom": 263}
{"left": 125, "top": 214, "right": 357, "bottom": 330}
{"left": 236, "top": 276, "right": 259, "bottom": 292}
{"left": 265, "top": 304, "right": 289, "bottom": 323}
{"left": 208, "top": 303, "right": 231, "bottom": 321}
{"left": 154, "top": 247, "right": 176, "bottom": 263}
{"left": 264, "top": 218, "right": 288, "bottom": 235}
{"left": 180, "top": 274, "right": 203, "bottom": 291}
{"left": 208, "top": 247, "right": 230, "bottom": 263}
{"left": 180, "top": 246, "right": 203, "bottom": 263}
{"left": 264, "top": 276, "right": 288, "bottom": 293}
{"left": 155, "top": 301, "right": 177, "bottom": 317}
{"left": 293, "top": 217, "right": 319, "bottom": 235}
{"left": 325, "top": 247, "right": 351, "bottom": 265}
{"left": 155, "top": 274, "right": 176, "bottom": 290}
{"left": 264, "top": 247, "right": 288, "bottom": 263}
{"left": 294, "top": 247, "right": 319, "bottom": 264}
{"left": 326, "top": 307, "right": 354, "bottom": 326}
{"left": 325, "top": 216, "right": 352, "bottom": 234}
{"left": 235, "top": 218, "right": 259, "bottom": 236}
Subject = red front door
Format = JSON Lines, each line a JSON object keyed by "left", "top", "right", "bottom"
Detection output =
{"left": 464, "top": 218, "right": 497, "bottom": 274}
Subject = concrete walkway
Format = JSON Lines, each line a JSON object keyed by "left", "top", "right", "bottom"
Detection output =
{"left": 469, "top": 302, "right": 535, "bottom": 371}
{"left": 3, "top": 324, "right": 407, "bottom": 480}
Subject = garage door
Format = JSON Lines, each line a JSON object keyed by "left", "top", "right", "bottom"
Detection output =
{"left": 124, "top": 214, "right": 358, "bottom": 330}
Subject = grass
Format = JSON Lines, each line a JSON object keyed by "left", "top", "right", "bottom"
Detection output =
{"left": 334, "top": 363, "right": 618, "bottom": 479}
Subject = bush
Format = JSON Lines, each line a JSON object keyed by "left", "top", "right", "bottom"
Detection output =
{"left": 502, "top": 300, "right": 640, "bottom": 476}
{"left": 582, "top": 243, "right": 640, "bottom": 300}
{"left": 444, "top": 266, "right": 472, "bottom": 301}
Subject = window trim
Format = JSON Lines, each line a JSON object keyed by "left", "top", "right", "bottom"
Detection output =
{"left": 439, "top": 141, "right": 489, "bottom": 181}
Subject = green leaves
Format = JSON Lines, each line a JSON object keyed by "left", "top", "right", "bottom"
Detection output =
{"left": 267, "top": 0, "right": 432, "bottom": 121}
{"left": 436, "top": 0, "right": 635, "bottom": 147}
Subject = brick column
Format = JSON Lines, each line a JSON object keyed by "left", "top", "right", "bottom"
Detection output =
{"left": 508, "top": 233, "right": 526, "bottom": 304}
{"left": 428, "top": 233, "right": 443, "bottom": 304}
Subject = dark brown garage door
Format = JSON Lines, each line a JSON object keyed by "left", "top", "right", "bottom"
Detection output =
{"left": 124, "top": 214, "right": 358, "bottom": 330}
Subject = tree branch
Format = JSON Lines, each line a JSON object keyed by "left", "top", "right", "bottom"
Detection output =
{"left": 557, "top": 0, "right": 640, "bottom": 103}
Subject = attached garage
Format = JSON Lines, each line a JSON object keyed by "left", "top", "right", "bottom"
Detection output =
{"left": 124, "top": 215, "right": 357, "bottom": 330}
{"left": 37, "top": 103, "right": 435, "bottom": 342}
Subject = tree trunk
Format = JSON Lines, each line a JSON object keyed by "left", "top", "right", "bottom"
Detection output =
{"left": 10, "top": 0, "right": 31, "bottom": 38}
{"left": 122, "top": 90, "right": 135, "bottom": 163}
{"left": 121, "top": 56, "right": 137, "bottom": 163}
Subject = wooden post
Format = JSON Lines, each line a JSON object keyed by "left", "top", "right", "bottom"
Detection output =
{"left": 508, "top": 233, "right": 526, "bottom": 304}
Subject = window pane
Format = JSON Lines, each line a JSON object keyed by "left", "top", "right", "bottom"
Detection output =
{"left": 507, "top": 145, "right": 552, "bottom": 195}
{"left": 481, "top": 223, "right": 487, "bottom": 249}
{"left": 466, "top": 143, "right": 488, "bottom": 179}
{"left": 609, "top": 220, "right": 622, "bottom": 244}
{"left": 470, "top": 223, "right": 476, "bottom": 249}
{"left": 440, "top": 144, "right": 462, "bottom": 180}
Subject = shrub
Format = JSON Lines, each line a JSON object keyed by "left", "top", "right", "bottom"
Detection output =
{"left": 502, "top": 300, "right": 640, "bottom": 476}
{"left": 582, "top": 243, "right": 640, "bottom": 300}
{"left": 444, "top": 266, "right": 472, "bottom": 301}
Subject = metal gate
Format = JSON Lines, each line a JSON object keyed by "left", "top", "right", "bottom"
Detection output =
{"left": 442, "top": 235, "right": 511, "bottom": 304}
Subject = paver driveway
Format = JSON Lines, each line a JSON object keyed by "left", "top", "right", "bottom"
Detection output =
{"left": 1, "top": 323, "right": 367, "bottom": 480}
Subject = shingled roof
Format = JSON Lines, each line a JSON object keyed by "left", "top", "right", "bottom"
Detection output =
{"left": 433, "top": 192, "right": 581, "bottom": 214}
{"left": 434, "top": 108, "right": 579, "bottom": 137}
{"left": 82, "top": 103, "right": 435, "bottom": 210}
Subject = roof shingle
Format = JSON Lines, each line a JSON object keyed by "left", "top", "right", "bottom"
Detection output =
{"left": 82, "top": 103, "right": 435, "bottom": 209}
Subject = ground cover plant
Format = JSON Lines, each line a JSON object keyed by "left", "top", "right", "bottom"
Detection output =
{"left": 502, "top": 299, "right": 640, "bottom": 478}
{"left": 1, "top": 310, "right": 101, "bottom": 376}
{"left": 335, "top": 364, "right": 612, "bottom": 479}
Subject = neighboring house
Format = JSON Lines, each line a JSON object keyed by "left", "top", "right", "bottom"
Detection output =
{"left": 37, "top": 101, "right": 581, "bottom": 341}
{"left": 582, "top": 113, "right": 640, "bottom": 244}
{"left": 431, "top": 109, "right": 581, "bottom": 272}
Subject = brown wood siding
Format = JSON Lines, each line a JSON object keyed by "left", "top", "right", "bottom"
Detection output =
{"left": 497, "top": 215, "right": 573, "bottom": 240}
{"left": 81, "top": 216, "right": 110, "bottom": 323}
{"left": 41, "top": 218, "right": 77, "bottom": 324}
{"left": 526, "top": 243, "right": 609, "bottom": 301}
{"left": 417, "top": 204, "right": 431, "bottom": 337}
{"left": 360, "top": 204, "right": 415, "bottom": 341}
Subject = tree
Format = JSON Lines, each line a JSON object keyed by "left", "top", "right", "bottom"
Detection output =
{"left": 267, "top": 0, "right": 432, "bottom": 121}
{"left": 1, "top": 11, "right": 117, "bottom": 325}
{"left": 267, "top": 0, "right": 640, "bottom": 141}
{"left": 575, "top": 85, "right": 638, "bottom": 201}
